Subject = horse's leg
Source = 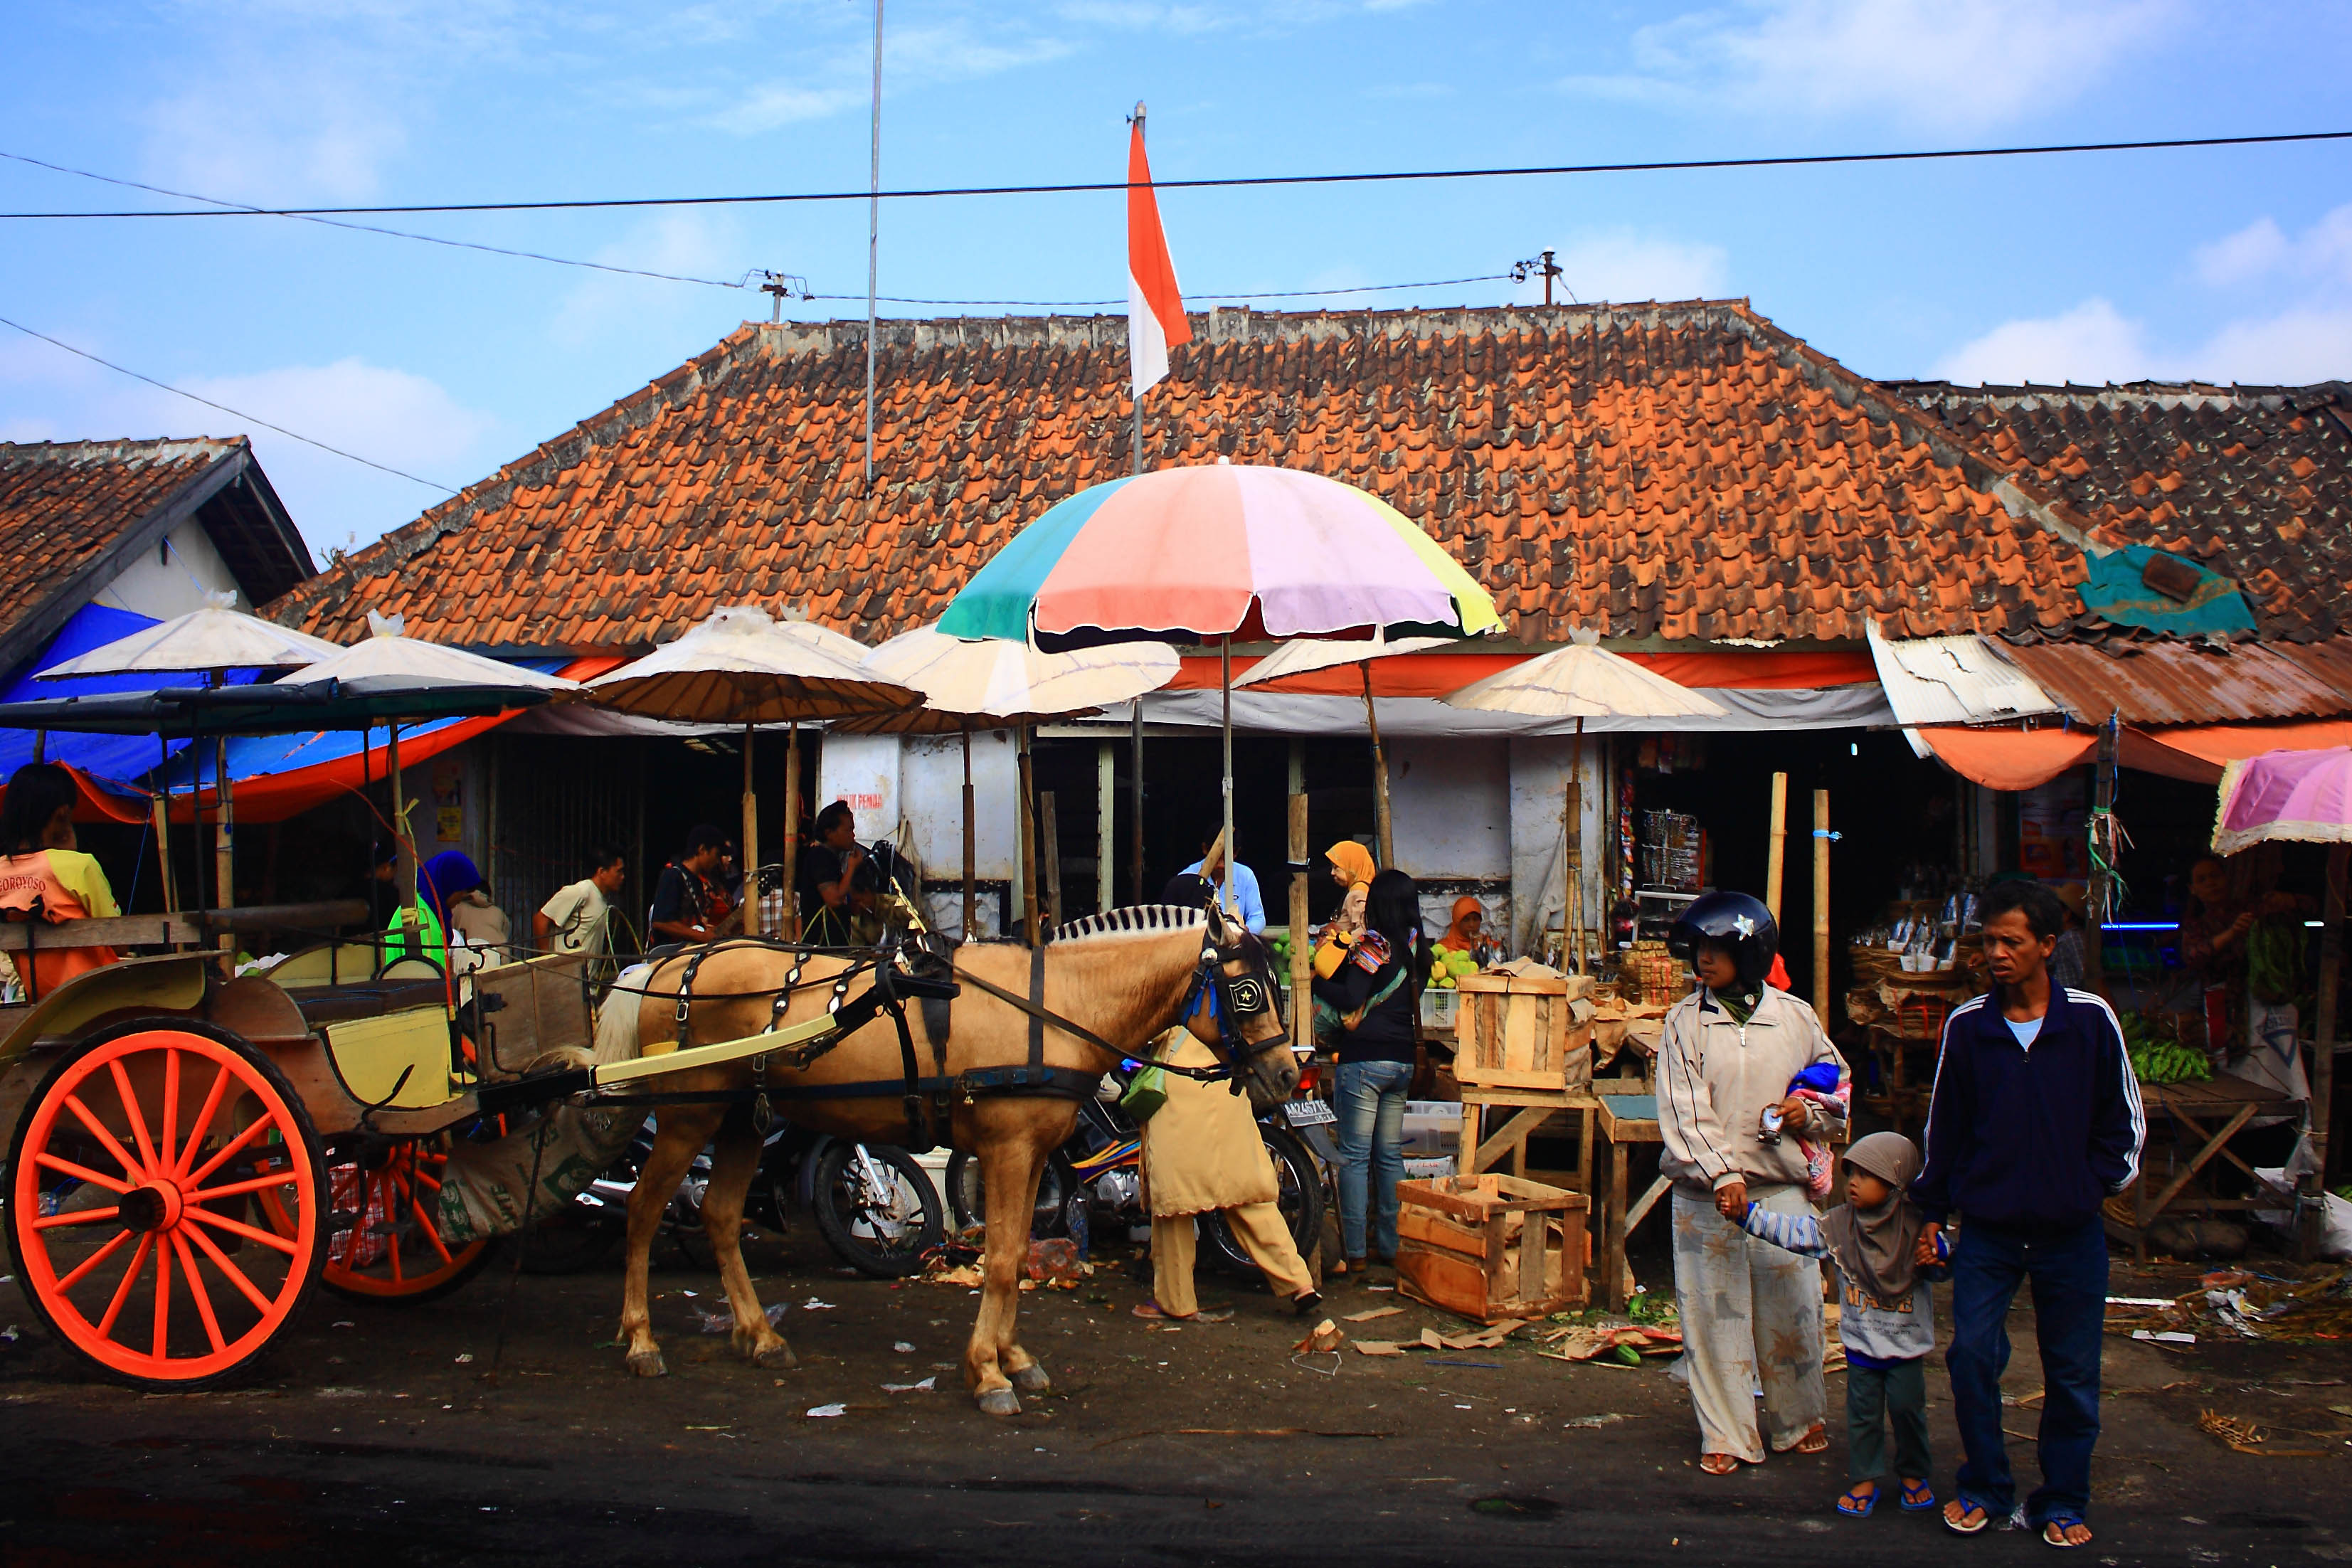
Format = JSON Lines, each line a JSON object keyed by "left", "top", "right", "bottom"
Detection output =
{"left": 997, "top": 1125, "right": 1056, "bottom": 1398}
{"left": 965, "top": 1108, "right": 1055, "bottom": 1416}
{"left": 620, "top": 1107, "right": 723, "bottom": 1378}
{"left": 706, "top": 1113, "right": 793, "bottom": 1370}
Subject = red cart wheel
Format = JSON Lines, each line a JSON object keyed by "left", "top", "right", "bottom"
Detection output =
{"left": 265, "top": 1135, "right": 491, "bottom": 1303}
{"left": 5, "top": 1022, "right": 326, "bottom": 1387}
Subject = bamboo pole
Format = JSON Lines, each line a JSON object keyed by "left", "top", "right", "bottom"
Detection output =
{"left": 1017, "top": 726, "right": 1040, "bottom": 945}
{"left": 1362, "top": 661, "right": 1394, "bottom": 872}
{"left": 1096, "top": 741, "right": 1115, "bottom": 915}
{"left": 2304, "top": 842, "right": 2346, "bottom": 1259}
{"left": 1764, "top": 771, "right": 1789, "bottom": 925}
{"left": 1812, "top": 788, "right": 1831, "bottom": 1018}
{"left": 961, "top": 723, "right": 978, "bottom": 941}
{"left": 1129, "top": 699, "right": 1145, "bottom": 904}
{"left": 1040, "top": 790, "right": 1061, "bottom": 935}
{"left": 783, "top": 724, "right": 802, "bottom": 941}
{"left": 151, "top": 790, "right": 176, "bottom": 916}
{"left": 1288, "top": 738, "right": 1309, "bottom": 1048}
{"left": 740, "top": 722, "right": 758, "bottom": 933}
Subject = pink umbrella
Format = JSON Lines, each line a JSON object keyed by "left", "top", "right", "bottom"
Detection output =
{"left": 2213, "top": 746, "right": 2352, "bottom": 856}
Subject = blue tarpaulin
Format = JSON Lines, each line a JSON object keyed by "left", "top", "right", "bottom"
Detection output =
{"left": 2080, "top": 546, "right": 2260, "bottom": 638}
{"left": 0, "top": 604, "right": 263, "bottom": 794}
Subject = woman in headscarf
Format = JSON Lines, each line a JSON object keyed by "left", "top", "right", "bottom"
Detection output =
{"left": 1321, "top": 840, "right": 1377, "bottom": 941}
{"left": 1314, "top": 869, "right": 1430, "bottom": 1276}
{"left": 1439, "top": 896, "right": 1485, "bottom": 955}
{"left": 0, "top": 763, "right": 120, "bottom": 1000}
{"left": 388, "top": 850, "right": 487, "bottom": 970}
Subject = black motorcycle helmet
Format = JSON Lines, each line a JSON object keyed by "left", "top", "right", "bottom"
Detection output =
{"left": 1667, "top": 891, "right": 1780, "bottom": 992}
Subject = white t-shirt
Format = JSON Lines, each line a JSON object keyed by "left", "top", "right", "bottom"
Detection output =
{"left": 539, "top": 879, "right": 611, "bottom": 956}
{"left": 2005, "top": 1013, "right": 2044, "bottom": 1049}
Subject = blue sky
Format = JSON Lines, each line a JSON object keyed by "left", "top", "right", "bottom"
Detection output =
{"left": 4, "top": 1, "right": 2351, "bottom": 556}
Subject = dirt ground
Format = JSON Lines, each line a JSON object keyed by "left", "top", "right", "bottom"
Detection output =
{"left": 4, "top": 1219, "right": 2351, "bottom": 1567}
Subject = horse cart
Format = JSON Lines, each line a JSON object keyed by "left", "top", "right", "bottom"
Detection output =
{"left": 0, "top": 901, "right": 941, "bottom": 1389}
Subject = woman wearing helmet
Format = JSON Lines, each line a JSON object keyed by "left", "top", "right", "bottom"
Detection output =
{"left": 1655, "top": 889, "right": 1850, "bottom": 1476}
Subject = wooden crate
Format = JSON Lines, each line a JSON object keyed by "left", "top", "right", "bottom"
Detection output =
{"left": 1454, "top": 972, "right": 1591, "bottom": 1091}
{"left": 1395, "top": 1172, "right": 1589, "bottom": 1322}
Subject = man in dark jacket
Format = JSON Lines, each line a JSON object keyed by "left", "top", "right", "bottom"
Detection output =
{"left": 1914, "top": 879, "right": 2144, "bottom": 1547}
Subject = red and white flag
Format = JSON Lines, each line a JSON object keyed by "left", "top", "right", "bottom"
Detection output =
{"left": 1126, "top": 110, "right": 1191, "bottom": 401}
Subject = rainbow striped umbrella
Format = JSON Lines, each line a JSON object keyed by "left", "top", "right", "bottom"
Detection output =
{"left": 939, "top": 462, "right": 1500, "bottom": 650}
{"left": 941, "top": 462, "right": 1497, "bottom": 931}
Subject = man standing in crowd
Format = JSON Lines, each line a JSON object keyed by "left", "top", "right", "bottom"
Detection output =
{"left": 1914, "top": 879, "right": 2144, "bottom": 1548}
{"left": 1178, "top": 822, "right": 1266, "bottom": 934}
{"left": 648, "top": 824, "right": 731, "bottom": 946}
{"left": 798, "top": 802, "right": 879, "bottom": 946}
{"left": 535, "top": 847, "right": 626, "bottom": 957}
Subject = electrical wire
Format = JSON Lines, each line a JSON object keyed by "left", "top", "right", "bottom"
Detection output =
{"left": 804, "top": 273, "right": 1515, "bottom": 308}
{"left": 0, "top": 149, "right": 750, "bottom": 290}
{"left": 0, "top": 313, "right": 458, "bottom": 492}
{"left": 3, "top": 129, "right": 2343, "bottom": 219}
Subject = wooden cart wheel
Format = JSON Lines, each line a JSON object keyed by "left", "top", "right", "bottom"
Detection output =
{"left": 263, "top": 1135, "right": 492, "bottom": 1303}
{"left": 5, "top": 1021, "right": 327, "bottom": 1387}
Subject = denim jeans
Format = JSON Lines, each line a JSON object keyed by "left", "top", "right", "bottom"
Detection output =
{"left": 1335, "top": 1059, "right": 1412, "bottom": 1260}
{"left": 1946, "top": 1218, "right": 2109, "bottom": 1526}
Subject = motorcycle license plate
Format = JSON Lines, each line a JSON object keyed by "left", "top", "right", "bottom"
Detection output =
{"left": 1281, "top": 1098, "right": 1336, "bottom": 1128}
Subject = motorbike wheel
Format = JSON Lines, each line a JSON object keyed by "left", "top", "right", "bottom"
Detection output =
{"left": 943, "top": 1150, "right": 1074, "bottom": 1240}
{"left": 811, "top": 1144, "right": 945, "bottom": 1278}
{"left": 1203, "top": 1122, "right": 1326, "bottom": 1280}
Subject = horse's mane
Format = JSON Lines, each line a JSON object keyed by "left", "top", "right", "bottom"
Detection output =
{"left": 1049, "top": 904, "right": 1209, "bottom": 945}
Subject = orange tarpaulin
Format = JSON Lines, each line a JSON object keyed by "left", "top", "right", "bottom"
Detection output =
{"left": 1914, "top": 727, "right": 2097, "bottom": 792}
{"left": 1917, "top": 718, "right": 2352, "bottom": 792}
{"left": 1170, "top": 647, "right": 1877, "bottom": 696}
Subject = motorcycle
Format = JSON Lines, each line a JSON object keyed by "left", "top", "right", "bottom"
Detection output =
{"left": 943, "top": 1070, "right": 1334, "bottom": 1279}
{"left": 520, "top": 1117, "right": 945, "bottom": 1278}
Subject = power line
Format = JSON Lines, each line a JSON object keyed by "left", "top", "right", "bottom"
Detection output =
{"left": 805, "top": 273, "right": 1515, "bottom": 308}
{"left": 2, "top": 129, "right": 2343, "bottom": 221}
{"left": 0, "top": 314, "right": 457, "bottom": 492}
{"left": 0, "top": 149, "right": 749, "bottom": 289}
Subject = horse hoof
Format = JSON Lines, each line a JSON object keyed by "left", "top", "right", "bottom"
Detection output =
{"left": 975, "top": 1387, "right": 1022, "bottom": 1418}
{"left": 756, "top": 1342, "right": 800, "bottom": 1371}
{"left": 625, "top": 1349, "right": 668, "bottom": 1379}
{"left": 1010, "top": 1364, "right": 1051, "bottom": 1395}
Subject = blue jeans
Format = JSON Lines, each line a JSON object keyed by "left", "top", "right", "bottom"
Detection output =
{"left": 1946, "top": 1218, "right": 2109, "bottom": 1526}
{"left": 1335, "top": 1059, "right": 1412, "bottom": 1260}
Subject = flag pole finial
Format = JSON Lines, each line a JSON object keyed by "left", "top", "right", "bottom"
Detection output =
{"left": 1131, "top": 100, "right": 1146, "bottom": 123}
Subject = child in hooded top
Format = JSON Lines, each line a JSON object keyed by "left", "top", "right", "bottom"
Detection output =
{"left": 1742, "top": 1131, "right": 1951, "bottom": 1518}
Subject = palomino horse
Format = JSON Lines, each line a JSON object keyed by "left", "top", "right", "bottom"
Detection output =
{"left": 606, "top": 900, "right": 1296, "bottom": 1415}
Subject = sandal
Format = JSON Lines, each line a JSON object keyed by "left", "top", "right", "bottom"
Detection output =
{"left": 1132, "top": 1301, "right": 1231, "bottom": 1323}
{"left": 1835, "top": 1484, "right": 1877, "bottom": 1517}
{"left": 1292, "top": 1289, "right": 1325, "bottom": 1316}
{"left": 1699, "top": 1453, "right": 1742, "bottom": 1476}
{"left": 1794, "top": 1424, "right": 1830, "bottom": 1455}
{"left": 2040, "top": 1512, "right": 2092, "bottom": 1550}
{"left": 1944, "top": 1499, "right": 1992, "bottom": 1536}
{"left": 1900, "top": 1478, "right": 1936, "bottom": 1512}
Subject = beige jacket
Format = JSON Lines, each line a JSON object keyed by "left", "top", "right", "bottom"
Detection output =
{"left": 1139, "top": 1032, "right": 1278, "bottom": 1217}
{"left": 1657, "top": 985, "right": 1848, "bottom": 1193}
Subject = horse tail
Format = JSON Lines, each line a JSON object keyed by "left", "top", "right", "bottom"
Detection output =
{"left": 593, "top": 963, "right": 653, "bottom": 1065}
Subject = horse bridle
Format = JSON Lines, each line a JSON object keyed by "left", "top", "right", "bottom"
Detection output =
{"left": 1172, "top": 905, "right": 1291, "bottom": 1093}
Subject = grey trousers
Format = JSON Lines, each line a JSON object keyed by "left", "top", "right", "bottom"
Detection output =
{"left": 1848, "top": 1357, "right": 1932, "bottom": 1485}
{"left": 1670, "top": 1185, "right": 1828, "bottom": 1463}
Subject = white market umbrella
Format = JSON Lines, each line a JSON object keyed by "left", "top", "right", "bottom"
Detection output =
{"left": 35, "top": 602, "right": 343, "bottom": 679}
{"left": 850, "top": 624, "right": 1180, "bottom": 941}
{"left": 586, "top": 607, "right": 923, "bottom": 936}
{"left": 770, "top": 616, "right": 877, "bottom": 664}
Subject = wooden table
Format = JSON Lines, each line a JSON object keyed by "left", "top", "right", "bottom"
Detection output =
{"left": 2105, "top": 1076, "right": 2297, "bottom": 1261}
{"left": 1591, "top": 1091, "right": 1664, "bottom": 1311}
{"left": 1460, "top": 1084, "right": 1600, "bottom": 1184}
{"left": 1863, "top": 1023, "right": 1942, "bottom": 1140}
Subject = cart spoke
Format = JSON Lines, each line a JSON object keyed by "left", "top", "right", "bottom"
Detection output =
{"left": 172, "top": 1061, "right": 233, "bottom": 1177}
{"left": 183, "top": 1111, "right": 274, "bottom": 1189}
{"left": 184, "top": 1204, "right": 300, "bottom": 1256}
{"left": 169, "top": 1231, "right": 226, "bottom": 1355}
{"left": 186, "top": 1169, "right": 303, "bottom": 1204}
{"left": 33, "top": 1150, "right": 132, "bottom": 1194}
{"left": 183, "top": 1217, "right": 275, "bottom": 1314}
{"left": 412, "top": 1169, "right": 445, "bottom": 1192}
{"left": 413, "top": 1201, "right": 455, "bottom": 1266}
{"left": 95, "top": 1233, "right": 154, "bottom": 1337}
{"left": 31, "top": 1204, "right": 121, "bottom": 1230}
{"left": 108, "top": 1058, "right": 161, "bottom": 1176}
{"left": 59, "top": 1094, "right": 145, "bottom": 1185}
{"left": 386, "top": 1210, "right": 404, "bottom": 1282}
{"left": 54, "top": 1226, "right": 134, "bottom": 1293}
{"left": 157, "top": 1049, "right": 181, "bottom": 1190}
{"left": 151, "top": 1222, "right": 173, "bottom": 1360}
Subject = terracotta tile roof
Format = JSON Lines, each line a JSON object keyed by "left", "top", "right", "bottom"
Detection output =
{"left": 1897, "top": 381, "right": 2352, "bottom": 642}
{"left": 267, "top": 302, "right": 2107, "bottom": 653}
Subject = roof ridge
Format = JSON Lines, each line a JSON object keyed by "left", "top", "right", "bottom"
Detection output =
{"left": 0, "top": 435, "right": 244, "bottom": 463}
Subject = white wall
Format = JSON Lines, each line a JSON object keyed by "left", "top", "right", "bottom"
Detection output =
{"left": 92, "top": 521, "right": 247, "bottom": 620}
{"left": 1389, "top": 736, "right": 1513, "bottom": 936}
{"left": 1505, "top": 736, "right": 1610, "bottom": 957}
{"left": 898, "top": 730, "right": 1021, "bottom": 941}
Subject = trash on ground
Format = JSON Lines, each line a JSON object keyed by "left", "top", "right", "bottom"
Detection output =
{"left": 2134, "top": 1329, "right": 2197, "bottom": 1345}
{"left": 892, "top": 1340, "right": 916, "bottom": 1353}
{"left": 1538, "top": 1323, "right": 1683, "bottom": 1362}
{"left": 801, "top": 1298, "right": 836, "bottom": 1310}
{"left": 696, "top": 1302, "right": 789, "bottom": 1335}
{"left": 1343, "top": 1305, "right": 1404, "bottom": 1323}
{"left": 881, "top": 1377, "right": 937, "bottom": 1393}
{"left": 1562, "top": 1413, "right": 1633, "bottom": 1429}
{"left": 1352, "top": 1340, "right": 1407, "bottom": 1357}
{"left": 1293, "top": 1319, "right": 1347, "bottom": 1355}
{"left": 453, "top": 1352, "right": 475, "bottom": 1364}
{"left": 1025, "top": 1237, "right": 1092, "bottom": 1283}
{"left": 805, "top": 1403, "right": 847, "bottom": 1418}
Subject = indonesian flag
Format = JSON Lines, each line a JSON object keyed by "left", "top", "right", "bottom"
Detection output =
{"left": 1126, "top": 113, "right": 1191, "bottom": 401}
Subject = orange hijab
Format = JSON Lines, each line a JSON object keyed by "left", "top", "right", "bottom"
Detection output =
{"left": 1324, "top": 840, "right": 1376, "bottom": 890}
{"left": 1441, "top": 896, "right": 1483, "bottom": 950}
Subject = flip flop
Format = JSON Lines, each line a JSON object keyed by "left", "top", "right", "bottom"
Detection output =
{"left": 1900, "top": 1478, "right": 1937, "bottom": 1512}
{"left": 1794, "top": 1424, "right": 1830, "bottom": 1455}
{"left": 1699, "top": 1453, "right": 1742, "bottom": 1476}
{"left": 1132, "top": 1301, "right": 1231, "bottom": 1322}
{"left": 1944, "top": 1499, "right": 1993, "bottom": 1535}
{"left": 2040, "top": 1512, "right": 2092, "bottom": 1549}
{"left": 1835, "top": 1485, "right": 1877, "bottom": 1517}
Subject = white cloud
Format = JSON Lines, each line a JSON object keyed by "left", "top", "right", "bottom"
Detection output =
{"left": 2193, "top": 307, "right": 2352, "bottom": 386}
{"left": 1934, "top": 298, "right": 2152, "bottom": 385}
{"left": 712, "top": 18, "right": 1079, "bottom": 135}
{"left": 1569, "top": 0, "right": 2179, "bottom": 131}
{"left": 144, "top": 68, "right": 410, "bottom": 202}
{"left": 2193, "top": 204, "right": 2352, "bottom": 289}
{"left": 1517, "top": 233, "right": 1731, "bottom": 305}
{"left": 549, "top": 213, "right": 745, "bottom": 349}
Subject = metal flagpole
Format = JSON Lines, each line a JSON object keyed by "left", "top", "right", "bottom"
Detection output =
{"left": 1131, "top": 102, "right": 1147, "bottom": 480}
{"left": 863, "top": 0, "right": 883, "bottom": 492}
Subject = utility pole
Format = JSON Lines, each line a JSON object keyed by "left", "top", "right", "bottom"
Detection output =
{"left": 1511, "top": 248, "right": 1562, "bottom": 305}
{"left": 758, "top": 271, "right": 804, "bottom": 324}
{"left": 863, "top": 0, "right": 884, "bottom": 492}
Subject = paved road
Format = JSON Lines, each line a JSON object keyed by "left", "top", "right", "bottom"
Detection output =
{"left": 3, "top": 1231, "right": 2346, "bottom": 1566}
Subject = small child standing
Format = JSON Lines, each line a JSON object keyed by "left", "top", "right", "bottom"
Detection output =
{"left": 1742, "top": 1131, "right": 1950, "bottom": 1517}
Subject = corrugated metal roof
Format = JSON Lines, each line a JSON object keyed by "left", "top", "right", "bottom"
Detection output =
{"left": 2003, "top": 637, "right": 2352, "bottom": 725}
{"left": 1868, "top": 623, "right": 2061, "bottom": 726}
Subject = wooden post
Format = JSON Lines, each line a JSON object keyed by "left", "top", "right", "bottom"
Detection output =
{"left": 2087, "top": 720, "right": 2119, "bottom": 992}
{"left": 1289, "top": 738, "right": 1309, "bottom": 1049}
{"left": 1812, "top": 789, "right": 1831, "bottom": 1019}
{"left": 1040, "top": 790, "right": 1061, "bottom": 935}
{"left": 960, "top": 723, "right": 978, "bottom": 941}
{"left": 1362, "top": 661, "right": 1394, "bottom": 872}
{"left": 1096, "top": 741, "right": 1115, "bottom": 915}
{"left": 740, "top": 722, "right": 758, "bottom": 932}
{"left": 388, "top": 725, "right": 409, "bottom": 907}
{"left": 1017, "top": 726, "right": 1039, "bottom": 945}
{"left": 1764, "top": 771, "right": 1789, "bottom": 925}
{"left": 151, "top": 790, "right": 177, "bottom": 916}
{"left": 2304, "top": 842, "right": 2347, "bottom": 1258}
{"left": 1129, "top": 699, "right": 1145, "bottom": 904}
{"left": 781, "top": 724, "right": 802, "bottom": 941}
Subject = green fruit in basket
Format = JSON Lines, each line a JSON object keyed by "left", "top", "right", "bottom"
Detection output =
{"left": 1436, "top": 974, "right": 1456, "bottom": 990}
